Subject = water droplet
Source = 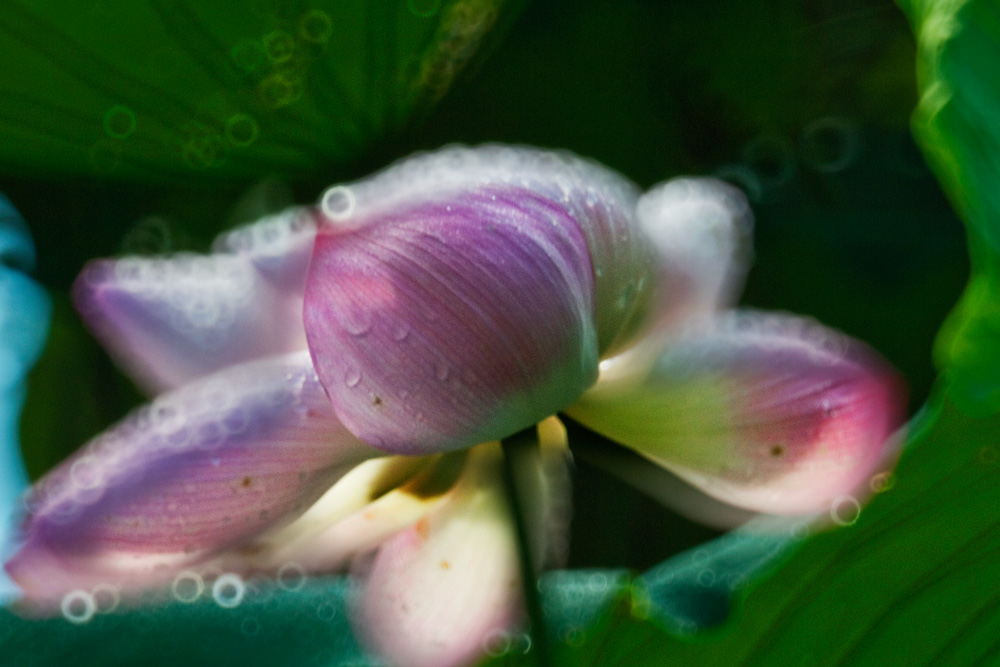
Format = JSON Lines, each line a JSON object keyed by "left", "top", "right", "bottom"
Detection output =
{"left": 103, "top": 105, "right": 136, "bottom": 139}
{"left": 829, "top": 495, "right": 861, "bottom": 527}
{"left": 435, "top": 362, "right": 450, "bottom": 382}
{"left": 799, "top": 116, "right": 860, "bottom": 174}
{"left": 91, "top": 585, "right": 120, "bottom": 614}
{"left": 869, "top": 471, "right": 895, "bottom": 493}
{"left": 321, "top": 185, "right": 356, "bottom": 221}
{"left": 316, "top": 602, "right": 337, "bottom": 621}
{"left": 345, "top": 369, "right": 362, "bottom": 388}
{"left": 172, "top": 571, "right": 204, "bottom": 603}
{"left": 298, "top": 9, "right": 333, "bottom": 43}
{"left": 212, "top": 573, "right": 246, "bottom": 608}
{"left": 339, "top": 308, "right": 372, "bottom": 336}
{"left": 741, "top": 134, "right": 796, "bottom": 188}
{"left": 61, "top": 590, "right": 96, "bottom": 624}
{"left": 392, "top": 324, "right": 410, "bottom": 341}
{"left": 482, "top": 629, "right": 511, "bottom": 657}
{"left": 225, "top": 114, "right": 259, "bottom": 148}
{"left": 277, "top": 562, "right": 307, "bottom": 592}
{"left": 696, "top": 569, "right": 716, "bottom": 587}
{"left": 241, "top": 616, "right": 261, "bottom": 636}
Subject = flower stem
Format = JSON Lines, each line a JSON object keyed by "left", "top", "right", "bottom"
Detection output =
{"left": 501, "top": 428, "right": 553, "bottom": 667}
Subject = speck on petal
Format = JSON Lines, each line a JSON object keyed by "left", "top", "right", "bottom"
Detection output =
{"left": 5, "top": 351, "right": 380, "bottom": 608}
{"left": 235, "top": 452, "right": 463, "bottom": 573}
{"left": 351, "top": 444, "right": 522, "bottom": 667}
{"left": 74, "top": 208, "right": 315, "bottom": 393}
{"left": 305, "top": 146, "right": 659, "bottom": 454}
{"left": 567, "top": 311, "right": 906, "bottom": 515}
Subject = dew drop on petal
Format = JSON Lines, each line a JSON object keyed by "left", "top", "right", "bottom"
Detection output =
{"left": 212, "top": 573, "right": 246, "bottom": 608}
{"left": 321, "top": 185, "right": 356, "bottom": 221}
{"left": 392, "top": 323, "right": 410, "bottom": 342}
{"left": 172, "top": 571, "right": 205, "bottom": 603}
{"left": 92, "top": 584, "right": 121, "bottom": 614}
{"left": 61, "top": 590, "right": 96, "bottom": 624}
{"left": 345, "top": 368, "right": 362, "bottom": 388}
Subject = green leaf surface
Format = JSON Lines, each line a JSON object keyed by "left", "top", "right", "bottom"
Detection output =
{"left": 898, "top": 0, "right": 1000, "bottom": 413}
{"left": 560, "top": 398, "right": 1000, "bottom": 667}
{"left": 0, "top": 0, "right": 514, "bottom": 181}
{"left": 0, "top": 579, "right": 380, "bottom": 667}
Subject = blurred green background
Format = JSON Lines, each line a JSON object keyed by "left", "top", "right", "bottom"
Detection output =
{"left": 3, "top": 0, "right": 967, "bottom": 569}
{"left": 1, "top": 0, "right": 991, "bottom": 665}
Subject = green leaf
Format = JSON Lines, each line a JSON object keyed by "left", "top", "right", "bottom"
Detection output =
{"left": 897, "top": 0, "right": 1000, "bottom": 413}
{"left": 0, "top": 578, "right": 380, "bottom": 667}
{"left": 563, "top": 398, "right": 1000, "bottom": 667}
{"left": 0, "top": 0, "right": 517, "bottom": 181}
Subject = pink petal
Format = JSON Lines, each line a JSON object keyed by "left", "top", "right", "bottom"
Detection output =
{"left": 74, "top": 208, "right": 315, "bottom": 393}
{"left": 568, "top": 312, "right": 906, "bottom": 515}
{"left": 351, "top": 444, "right": 522, "bottom": 667}
{"left": 305, "top": 146, "right": 655, "bottom": 454}
{"left": 318, "top": 146, "right": 653, "bottom": 355}
{"left": 5, "top": 351, "right": 380, "bottom": 607}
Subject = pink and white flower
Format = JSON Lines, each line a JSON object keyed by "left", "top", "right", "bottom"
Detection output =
{"left": 5, "top": 145, "right": 904, "bottom": 667}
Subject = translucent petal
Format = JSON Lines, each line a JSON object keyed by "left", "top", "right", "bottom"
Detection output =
{"left": 5, "top": 351, "right": 380, "bottom": 608}
{"left": 305, "top": 146, "right": 655, "bottom": 454}
{"left": 600, "top": 178, "right": 753, "bottom": 383}
{"left": 567, "top": 312, "right": 906, "bottom": 514}
{"left": 74, "top": 208, "right": 315, "bottom": 393}
{"left": 351, "top": 444, "right": 522, "bottom": 667}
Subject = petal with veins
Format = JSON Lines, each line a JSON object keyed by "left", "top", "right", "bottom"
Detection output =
{"left": 352, "top": 444, "right": 522, "bottom": 667}
{"left": 306, "top": 147, "right": 662, "bottom": 454}
{"left": 5, "top": 351, "right": 380, "bottom": 607}
{"left": 316, "top": 145, "right": 656, "bottom": 358}
{"left": 74, "top": 208, "right": 315, "bottom": 393}
{"left": 306, "top": 185, "right": 601, "bottom": 454}
{"left": 568, "top": 312, "right": 906, "bottom": 515}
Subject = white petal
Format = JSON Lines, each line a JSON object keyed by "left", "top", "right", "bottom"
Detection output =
{"left": 74, "top": 208, "right": 315, "bottom": 393}
{"left": 352, "top": 444, "right": 522, "bottom": 667}
{"left": 568, "top": 312, "right": 906, "bottom": 515}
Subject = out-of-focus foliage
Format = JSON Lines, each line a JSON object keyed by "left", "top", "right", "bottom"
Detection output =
{"left": 897, "top": 0, "right": 1000, "bottom": 414}
{"left": 0, "top": 0, "right": 519, "bottom": 180}
{"left": 0, "top": 0, "right": 989, "bottom": 666}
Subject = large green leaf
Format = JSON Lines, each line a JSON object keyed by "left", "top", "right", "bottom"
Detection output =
{"left": 0, "top": 0, "right": 516, "bottom": 180}
{"left": 562, "top": 398, "right": 1000, "bottom": 667}
{"left": 549, "top": 1, "right": 1000, "bottom": 665}
{"left": 897, "top": 0, "right": 1000, "bottom": 413}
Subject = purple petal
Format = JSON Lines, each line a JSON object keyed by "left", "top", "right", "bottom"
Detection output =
{"left": 569, "top": 312, "right": 906, "bottom": 515}
{"left": 74, "top": 208, "right": 315, "bottom": 393}
{"left": 5, "top": 351, "right": 380, "bottom": 607}
{"left": 351, "top": 444, "right": 522, "bottom": 667}
{"left": 305, "top": 146, "right": 655, "bottom": 453}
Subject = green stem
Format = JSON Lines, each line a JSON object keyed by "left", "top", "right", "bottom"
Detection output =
{"left": 501, "top": 427, "right": 553, "bottom": 667}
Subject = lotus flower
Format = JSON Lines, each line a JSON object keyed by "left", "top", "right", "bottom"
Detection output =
{"left": 5, "top": 145, "right": 904, "bottom": 667}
